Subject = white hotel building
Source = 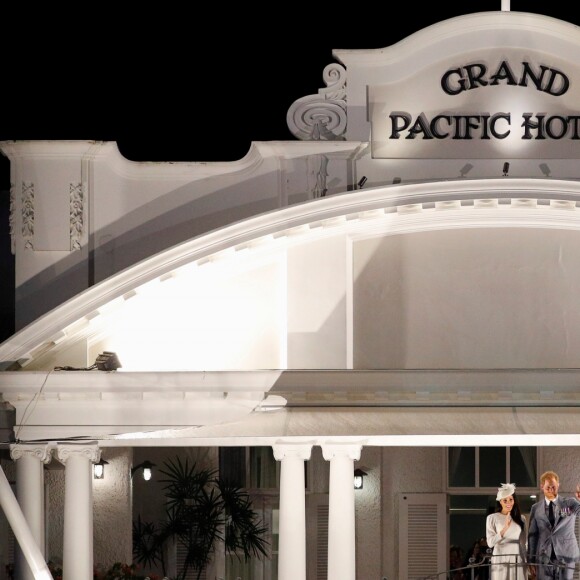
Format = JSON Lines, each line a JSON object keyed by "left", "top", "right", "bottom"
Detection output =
{"left": 1, "top": 6, "right": 580, "bottom": 580}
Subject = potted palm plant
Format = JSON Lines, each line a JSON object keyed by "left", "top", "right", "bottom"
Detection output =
{"left": 133, "top": 456, "right": 269, "bottom": 580}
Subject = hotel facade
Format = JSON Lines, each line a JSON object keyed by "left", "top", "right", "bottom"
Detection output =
{"left": 1, "top": 7, "right": 580, "bottom": 580}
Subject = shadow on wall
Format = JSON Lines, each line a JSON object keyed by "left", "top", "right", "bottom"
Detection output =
{"left": 13, "top": 169, "right": 290, "bottom": 330}
{"left": 0, "top": 186, "right": 15, "bottom": 343}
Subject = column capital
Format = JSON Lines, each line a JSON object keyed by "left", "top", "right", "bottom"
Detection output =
{"left": 10, "top": 443, "right": 52, "bottom": 464}
{"left": 321, "top": 443, "right": 362, "bottom": 462}
{"left": 272, "top": 443, "right": 313, "bottom": 462}
{"left": 56, "top": 443, "right": 101, "bottom": 465}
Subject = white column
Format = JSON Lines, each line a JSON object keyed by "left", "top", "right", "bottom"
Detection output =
{"left": 0, "top": 466, "right": 52, "bottom": 580}
{"left": 10, "top": 445, "right": 52, "bottom": 580}
{"left": 56, "top": 443, "right": 100, "bottom": 580}
{"left": 272, "top": 443, "right": 312, "bottom": 580}
{"left": 322, "top": 444, "right": 362, "bottom": 580}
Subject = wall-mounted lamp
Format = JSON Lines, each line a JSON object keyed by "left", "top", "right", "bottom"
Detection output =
{"left": 358, "top": 176, "right": 368, "bottom": 189}
{"left": 354, "top": 468, "right": 368, "bottom": 490}
{"left": 131, "top": 460, "right": 156, "bottom": 481}
{"left": 539, "top": 163, "right": 551, "bottom": 177}
{"left": 502, "top": 162, "right": 510, "bottom": 177}
{"left": 93, "top": 458, "right": 109, "bottom": 480}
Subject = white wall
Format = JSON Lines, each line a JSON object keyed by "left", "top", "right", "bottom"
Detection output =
{"left": 93, "top": 449, "right": 132, "bottom": 570}
{"left": 380, "top": 447, "right": 446, "bottom": 580}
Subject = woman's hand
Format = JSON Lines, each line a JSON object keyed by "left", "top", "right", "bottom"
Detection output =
{"left": 500, "top": 514, "right": 512, "bottom": 537}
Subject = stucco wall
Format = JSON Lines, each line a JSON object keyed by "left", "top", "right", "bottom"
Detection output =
{"left": 93, "top": 448, "right": 132, "bottom": 570}
{"left": 381, "top": 447, "right": 446, "bottom": 580}
{"left": 45, "top": 468, "right": 64, "bottom": 567}
{"left": 538, "top": 447, "right": 580, "bottom": 493}
{"left": 45, "top": 448, "right": 133, "bottom": 573}
{"left": 356, "top": 447, "right": 382, "bottom": 580}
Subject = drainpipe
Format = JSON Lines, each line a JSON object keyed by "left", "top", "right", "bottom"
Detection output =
{"left": 0, "top": 465, "right": 51, "bottom": 579}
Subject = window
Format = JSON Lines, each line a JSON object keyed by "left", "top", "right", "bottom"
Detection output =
{"left": 448, "top": 446, "right": 538, "bottom": 566}
{"left": 219, "top": 447, "right": 246, "bottom": 487}
{"left": 219, "top": 447, "right": 280, "bottom": 489}
{"left": 250, "top": 447, "right": 279, "bottom": 489}
{"left": 448, "top": 446, "right": 536, "bottom": 489}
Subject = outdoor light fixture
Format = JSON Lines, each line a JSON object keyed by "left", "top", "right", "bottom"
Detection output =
{"left": 95, "top": 351, "right": 122, "bottom": 371}
{"left": 459, "top": 163, "right": 474, "bottom": 177}
{"left": 358, "top": 176, "right": 368, "bottom": 189}
{"left": 354, "top": 468, "right": 368, "bottom": 490}
{"left": 93, "top": 458, "right": 109, "bottom": 480}
{"left": 539, "top": 163, "right": 551, "bottom": 177}
{"left": 131, "top": 460, "right": 156, "bottom": 481}
{"left": 54, "top": 351, "right": 122, "bottom": 372}
{"left": 502, "top": 162, "right": 510, "bottom": 177}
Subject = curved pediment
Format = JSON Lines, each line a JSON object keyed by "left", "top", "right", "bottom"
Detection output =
{"left": 334, "top": 11, "right": 580, "bottom": 68}
{"left": 296, "top": 11, "right": 580, "bottom": 148}
{"left": 3, "top": 177, "right": 580, "bottom": 373}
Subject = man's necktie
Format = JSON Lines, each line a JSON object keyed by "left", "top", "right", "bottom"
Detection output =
{"left": 549, "top": 501, "right": 555, "bottom": 526}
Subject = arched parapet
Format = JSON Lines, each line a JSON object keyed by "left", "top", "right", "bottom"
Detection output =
{"left": 3, "top": 177, "right": 580, "bottom": 372}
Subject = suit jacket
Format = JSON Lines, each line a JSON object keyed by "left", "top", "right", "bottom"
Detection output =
{"left": 527, "top": 495, "right": 580, "bottom": 564}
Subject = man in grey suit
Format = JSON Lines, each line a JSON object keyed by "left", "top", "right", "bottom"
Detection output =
{"left": 527, "top": 470, "right": 580, "bottom": 579}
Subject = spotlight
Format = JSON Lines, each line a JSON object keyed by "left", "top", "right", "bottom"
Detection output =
{"left": 392, "top": 177, "right": 402, "bottom": 184}
{"left": 358, "top": 176, "right": 368, "bottom": 189}
{"left": 95, "top": 352, "right": 122, "bottom": 371}
{"left": 502, "top": 162, "right": 510, "bottom": 177}
{"left": 539, "top": 163, "right": 551, "bottom": 177}
{"left": 459, "top": 163, "right": 474, "bottom": 177}
{"left": 55, "top": 351, "right": 122, "bottom": 372}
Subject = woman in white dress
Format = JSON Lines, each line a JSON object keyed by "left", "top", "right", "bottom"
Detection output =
{"left": 486, "top": 483, "right": 527, "bottom": 580}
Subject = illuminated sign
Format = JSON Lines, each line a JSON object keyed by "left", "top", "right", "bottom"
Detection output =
{"left": 369, "top": 50, "right": 580, "bottom": 159}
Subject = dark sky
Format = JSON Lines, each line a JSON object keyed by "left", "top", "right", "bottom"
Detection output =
{"left": 0, "top": 2, "right": 576, "bottom": 168}
{"left": 0, "top": 2, "right": 578, "bottom": 341}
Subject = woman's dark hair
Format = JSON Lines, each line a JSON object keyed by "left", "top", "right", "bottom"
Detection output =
{"left": 495, "top": 492, "right": 525, "bottom": 530}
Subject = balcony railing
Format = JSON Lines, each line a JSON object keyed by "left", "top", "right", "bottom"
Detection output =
{"left": 411, "top": 552, "right": 575, "bottom": 580}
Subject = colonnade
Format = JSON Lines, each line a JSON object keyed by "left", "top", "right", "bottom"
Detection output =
{"left": 8, "top": 442, "right": 362, "bottom": 580}
{"left": 9, "top": 443, "right": 101, "bottom": 580}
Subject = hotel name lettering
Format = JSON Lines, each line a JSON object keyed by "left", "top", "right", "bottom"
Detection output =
{"left": 388, "top": 61, "right": 579, "bottom": 140}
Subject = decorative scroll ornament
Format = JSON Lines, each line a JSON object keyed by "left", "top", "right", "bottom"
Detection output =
{"left": 21, "top": 182, "right": 34, "bottom": 250}
{"left": 287, "top": 63, "right": 347, "bottom": 141}
{"left": 70, "top": 182, "right": 84, "bottom": 250}
{"left": 56, "top": 443, "right": 101, "bottom": 465}
{"left": 10, "top": 444, "right": 52, "bottom": 464}
{"left": 9, "top": 183, "right": 15, "bottom": 255}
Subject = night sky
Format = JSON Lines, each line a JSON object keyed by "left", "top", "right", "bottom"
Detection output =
{"left": 0, "top": 2, "right": 578, "bottom": 341}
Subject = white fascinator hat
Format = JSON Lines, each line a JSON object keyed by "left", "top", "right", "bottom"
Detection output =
{"left": 496, "top": 483, "right": 516, "bottom": 501}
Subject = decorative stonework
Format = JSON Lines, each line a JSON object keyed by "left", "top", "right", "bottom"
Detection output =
{"left": 56, "top": 443, "right": 101, "bottom": 465}
{"left": 287, "top": 63, "right": 347, "bottom": 141}
{"left": 321, "top": 443, "right": 363, "bottom": 462}
{"left": 70, "top": 182, "right": 84, "bottom": 250}
{"left": 311, "top": 155, "right": 329, "bottom": 198}
{"left": 10, "top": 444, "right": 52, "bottom": 464}
{"left": 21, "top": 181, "right": 34, "bottom": 250}
{"left": 9, "top": 183, "right": 15, "bottom": 255}
{"left": 273, "top": 443, "right": 313, "bottom": 461}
